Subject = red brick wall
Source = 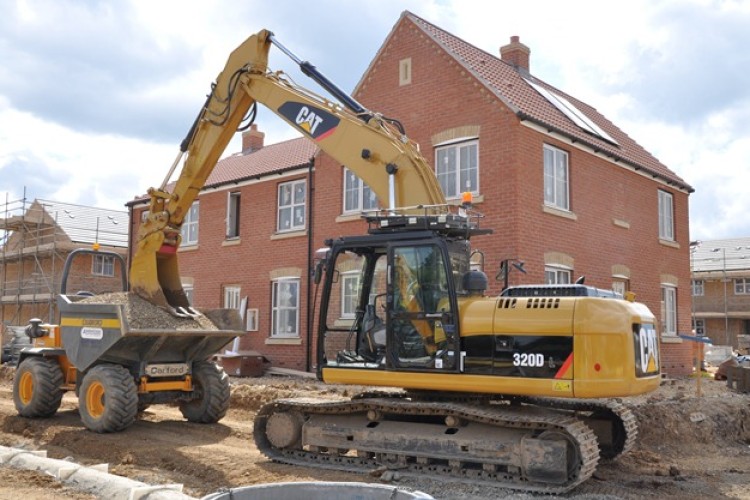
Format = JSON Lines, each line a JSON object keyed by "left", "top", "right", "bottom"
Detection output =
{"left": 129, "top": 17, "right": 693, "bottom": 376}
{"left": 344, "top": 17, "right": 693, "bottom": 375}
{"left": 165, "top": 174, "right": 314, "bottom": 370}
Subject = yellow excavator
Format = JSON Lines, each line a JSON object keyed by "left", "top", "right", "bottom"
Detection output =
{"left": 129, "top": 30, "right": 658, "bottom": 493}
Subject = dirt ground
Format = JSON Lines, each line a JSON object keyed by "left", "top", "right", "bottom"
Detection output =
{"left": 0, "top": 364, "right": 748, "bottom": 500}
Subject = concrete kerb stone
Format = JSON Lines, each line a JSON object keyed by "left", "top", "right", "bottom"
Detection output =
{"left": 0, "top": 445, "right": 196, "bottom": 500}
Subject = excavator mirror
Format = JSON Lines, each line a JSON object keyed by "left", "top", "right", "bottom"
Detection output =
{"left": 313, "top": 260, "right": 325, "bottom": 285}
{"left": 312, "top": 247, "right": 331, "bottom": 285}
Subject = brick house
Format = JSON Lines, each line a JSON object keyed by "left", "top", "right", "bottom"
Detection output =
{"left": 0, "top": 198, "right": 128, "bottom": 330}
{"left": 128, "top": 12, "right": 694, "bottom": 375}
{"left": 691, "top": 238, "right": 750, "bottom": 351}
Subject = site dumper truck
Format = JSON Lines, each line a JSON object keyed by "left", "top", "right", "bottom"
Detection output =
{"left": 13, "top": 248, "right": 243, "bottom": 432}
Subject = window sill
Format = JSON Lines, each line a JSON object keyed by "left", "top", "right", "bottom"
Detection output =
{"left": 543, "top": 205, "right": 578, "bottom": 221}
{"left": 222, "top": 238, "right": 241, "bottom": 247}
{"left": 659, "top": 239, "right": 680, "bottom": 249}
{"left": 660, "top": 335, "right": 683, "bottom": 344}
{"left": 178, "top": 244, "right": 199, "bottom": 252}
{"left": 334, "top": 318, "right": 356, "bottom": 328}
{"left": 446, "top": 194, "right": 484, "bottom": 205}
{"left": 336, "top": 213, "right": 364, "bottom": 223}
{"left": 612, "top": 218, "right": 630, "bottom": 229}
{"left": 271, "top": 230, "right": 307, "bottom": 240}
{"left": 265, "top": 337, "right": 303, "bottom": 345}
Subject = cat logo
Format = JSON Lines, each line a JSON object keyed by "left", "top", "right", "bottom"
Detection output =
{"left": 634, "top": 323, "right": 660, "bottom": 376}
{"left": 295, "top": 106, "right": 323, "bottom": 135}
{"left": 278, "top": 101, "right": 340, "bottom": 141}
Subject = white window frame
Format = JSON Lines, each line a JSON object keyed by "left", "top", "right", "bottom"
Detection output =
{"left": 694, "top": 318, "right": 706, "bottom": 337}
{"left": 735, "top": 278, "right": 750, "bottom": 295}
{"left": 435, "top": 139, "right": 479, "bottom": 199}
{"left": 658, "top": 190, "right": 674, "bottom": 241}
{"left": 92, "top": 254, "right": 115, "bottom": 277}
{"left": 246, "top": 308, "right": 259, "bottom": 332}
{"left": 343, "top": 168, "right": 378, "bottom": 213}
{"left": 545, "top": 266, "right": 571, "bottom": 285}
{"left": 277, "top": 180, "right": 306, "bottom": 232}
{"left": 544, "top": 144, "right": 569, "bottom": 211}
{"left": 182, "top": 283, "right": 194, "bottom": 306}
{"left": 692, "top": 279, "right": 704, "bottom": 296}
{"left": 612, "top": 280, "right": 629, "bottom": 297}
{"left": 181, "top": 201, "right": 199, "bottom": 246}
{"left": 341, "top": 271, "right": 360, "bottom": 319}
{"left": 226, "top": 191, "right": 241, "bottom": 239}
{"left": 223, "top": 285, "right": 241, "bottom": 310}
{"left": 661, "top": 285, "right": 677, "bottom": 336}
{"left": 271, "top": 278, "right": 300, "bottom": 338}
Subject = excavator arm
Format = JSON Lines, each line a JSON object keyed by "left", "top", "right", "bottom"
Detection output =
{"left": 130, "top": 29, "right": 445, "bottom": 315}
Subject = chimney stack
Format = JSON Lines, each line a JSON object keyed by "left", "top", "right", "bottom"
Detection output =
{"left": 241, "top": 124, "right": 265, "bottom": 154}
{"left": 500, "top": 35, "right": 530, "bottom": 72}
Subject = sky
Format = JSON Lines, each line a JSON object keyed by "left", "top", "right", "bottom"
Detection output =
{"left": 1, "top": 0, "right": 749, "bottom": 241}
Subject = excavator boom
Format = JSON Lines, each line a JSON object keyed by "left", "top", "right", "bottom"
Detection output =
{"left": 130, "top": 30, "right": 444, "bottom": 314}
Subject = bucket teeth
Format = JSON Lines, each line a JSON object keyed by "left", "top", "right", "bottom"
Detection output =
{"left": 171, "top": 306, "right": 201, "bottom": 319}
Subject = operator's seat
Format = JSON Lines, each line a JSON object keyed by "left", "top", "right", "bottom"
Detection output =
{"left": 361, "top": 297, "right": 386, "bottom": 362}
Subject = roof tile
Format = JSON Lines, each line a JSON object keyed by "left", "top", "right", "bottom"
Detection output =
{"left": 405, "top": 12, "right": 692, "bottom": 191}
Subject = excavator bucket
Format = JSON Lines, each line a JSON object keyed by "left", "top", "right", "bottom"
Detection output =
{"left": 129, "top": 222, "right": 193, "bottom": 317}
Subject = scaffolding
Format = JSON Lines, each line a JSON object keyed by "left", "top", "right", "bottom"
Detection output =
{"left": 0, "top": 191, "right": 129, "bottom": 336}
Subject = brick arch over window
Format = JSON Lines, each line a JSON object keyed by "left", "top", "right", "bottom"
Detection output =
{"left": 611, "top": 265, "right": 631, "bottom": 279}
{"left": 270, "top": 267, "right": 302, "bottom": 280}
{"left": 660, "top": 274, "right": 678, "bottom": 286}
{"left": 431, "top": 125, "right": 481, "bottom": 146}
{"left": 544, "top": 252, "right": 574, "bottom": 269}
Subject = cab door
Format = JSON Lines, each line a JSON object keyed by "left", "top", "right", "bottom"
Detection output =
{"left": 386, "top": 243, "right": 458, "bottom": 371}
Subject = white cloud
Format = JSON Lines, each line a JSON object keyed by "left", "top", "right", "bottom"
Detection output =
{"left": 1, "top": 0, "right": 749, "bottom": 240}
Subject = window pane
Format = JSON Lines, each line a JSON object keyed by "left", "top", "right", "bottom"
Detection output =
{"left": 278, "top": 207, "right": 291, "bottom": 230}
{"left": 459, "top": 144, "right": 478, "bottom": 193}
{"left": 280, "top": 184, "right": 292, "bottom": 205}
{"left": 363, "top": 185, "right": 378, "bottom": 210}
{"left": 294, "top": 182, "right": 306, "bottom": 203}
{"left": 436, "top": 147, "right": 457, "bottom": 197}
{"left": 294, "top": 206, "right": 305, "bottom": 226}
{"left": 344, "top": 170, "right": 359, "bottom": 212}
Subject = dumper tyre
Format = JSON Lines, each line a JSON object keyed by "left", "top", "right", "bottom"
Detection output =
{"left": 13, "top": 356, "right": 64, "bottom": 418}
{"left": 180, "top": 361, "right": 230, "bottom": 423}
{"left": 79, "top": 364, "right": 138, "bottom": 433}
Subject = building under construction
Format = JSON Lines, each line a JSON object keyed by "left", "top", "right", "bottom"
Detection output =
{"left": 0, "top": 195, "right": 129, "bottom": 333}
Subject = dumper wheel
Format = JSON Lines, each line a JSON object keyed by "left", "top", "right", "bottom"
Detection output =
{"left": 79, "top": 364, "right": 138, "bottom": 433}
{"left": 180, "top": 361, "right": 230, "bottom": 423}
{"left": 13, "top": 356, "right": 64, "bottom": 418}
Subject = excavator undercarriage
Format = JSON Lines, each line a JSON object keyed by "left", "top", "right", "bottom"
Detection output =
{"left": 254, "top": 392, "right": 637, "bottom": 493}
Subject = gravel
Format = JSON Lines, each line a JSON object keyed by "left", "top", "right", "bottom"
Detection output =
{"left": 79, "top": 292, "right": 219, "bottom": 331}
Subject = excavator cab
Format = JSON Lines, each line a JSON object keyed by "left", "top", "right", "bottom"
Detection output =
{"left": 317, "top": 211, "right": 482, "bottom": 378}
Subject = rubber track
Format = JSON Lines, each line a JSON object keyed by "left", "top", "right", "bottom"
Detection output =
{"left": 254, "top": 397, "right": 600, "bottom": 494}
{"left": 520, "top": 397, "right": 638, "bottom": 461}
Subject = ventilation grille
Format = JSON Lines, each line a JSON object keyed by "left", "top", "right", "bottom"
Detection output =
{"left": 526, "top": 297, "right": 561, "bottom": 309}
{"left": 497, "top": 298, "right": 518, "bottom": 309}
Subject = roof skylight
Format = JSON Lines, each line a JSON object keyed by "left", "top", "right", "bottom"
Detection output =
{"left": 524, "top": 78, "right": 618, "bottom": 145}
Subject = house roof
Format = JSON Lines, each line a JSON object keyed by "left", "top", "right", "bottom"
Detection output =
{"left": 387, "top": 11, "right": 692, "bottom": 192}
{"left": 128, "top": 136, "right": 317, "bottom": 205}
{"left": 203, "top": 136, "right": 317, "bottom": 189}
{"left": 692, "top": 238, "right": 750, "bottom": 273}
{"left": 29, "top": 199, "right": 129, "bottom": 247}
